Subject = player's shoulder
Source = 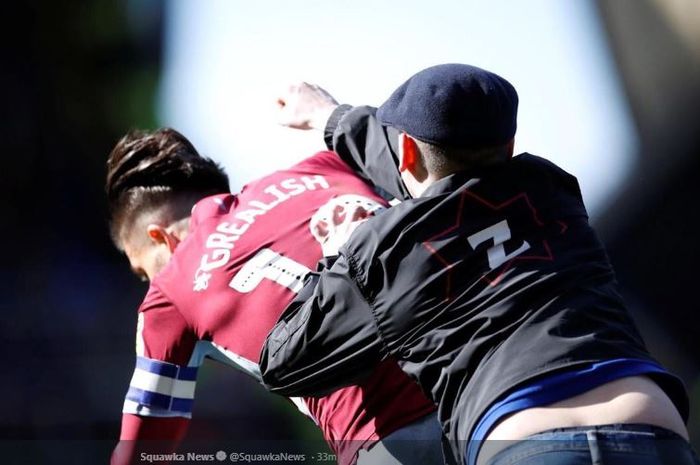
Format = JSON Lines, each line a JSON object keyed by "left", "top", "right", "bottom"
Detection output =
{"left": 233, "top": 151, "right": 354, "bottom": 199}
{"left": 292, "top": 150, "right": 354, "bottom": 175}
{"left": 137, "top": 280, "right": 176, "bottom": 314}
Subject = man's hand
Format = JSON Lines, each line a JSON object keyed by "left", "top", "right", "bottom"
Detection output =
{"left": 313, "top": 203, "right": 370, "bottom": 257}
{"left": 276, "top": 82, "right": 339, "bottom": 130}
{"left": 310, "top": 195, "right": 385, "bottom": 257}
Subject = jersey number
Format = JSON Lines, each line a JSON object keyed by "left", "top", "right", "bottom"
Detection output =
{"left": 229, "top": 248, "right": 310, "bottom": 293}
{"left": 467, "top": 220, "right": 530, "bottom": 270}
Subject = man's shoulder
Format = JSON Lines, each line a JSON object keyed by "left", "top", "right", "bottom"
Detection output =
{"left": 508, "top": 153, "right": 580, "bottom": 189}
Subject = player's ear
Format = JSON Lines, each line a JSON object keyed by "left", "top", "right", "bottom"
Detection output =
{"left": 146, "top": 224, "right": 180, "bottom": 253}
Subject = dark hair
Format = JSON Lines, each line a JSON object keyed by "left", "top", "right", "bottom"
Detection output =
{"left": 106, "top": 128, "right": 230, "bottom": 246}
{"left": 414, "top": 138, "right": 513, "bottom": 176}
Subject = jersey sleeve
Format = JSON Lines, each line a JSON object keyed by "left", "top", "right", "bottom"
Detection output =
{"left": 260, "top": 254, "right": 385, "bottom": 397}
{"left": 121, "top": 284, "right": 200, "bottom": 420}
{"left": 324, "top": 105, "right": 412, "bottom": 201}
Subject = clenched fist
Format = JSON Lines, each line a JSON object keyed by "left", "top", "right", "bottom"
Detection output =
{"left": 275, "top": 82, "right": 339, "bottom": 130}
{"left": 310, "top": 195, "right": 385, "bottom": 257}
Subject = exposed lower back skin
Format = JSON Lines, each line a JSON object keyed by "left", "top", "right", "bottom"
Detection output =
{"left": 478, "top": 375, "right": 688, "bottom": 465}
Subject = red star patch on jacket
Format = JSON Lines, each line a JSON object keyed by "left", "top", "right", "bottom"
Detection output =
{"left": 422, "top": 188, "right": 559, "bottom": 300}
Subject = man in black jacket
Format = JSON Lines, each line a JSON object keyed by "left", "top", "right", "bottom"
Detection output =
{"left": 260, "top": 64, "right": 697, "bottom": 465}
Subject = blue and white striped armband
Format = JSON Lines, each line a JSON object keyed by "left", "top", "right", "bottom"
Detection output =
{"left": 122, "top": 356, "right": 199, "bottom": 419}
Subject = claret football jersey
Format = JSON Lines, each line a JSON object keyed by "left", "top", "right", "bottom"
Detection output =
{"left": 122, "top": 151, "right": 435, "bottom": 463}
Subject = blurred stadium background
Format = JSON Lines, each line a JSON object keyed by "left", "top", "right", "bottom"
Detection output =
{"left": 1, "top": 0, "right": 699, "bottom": 463}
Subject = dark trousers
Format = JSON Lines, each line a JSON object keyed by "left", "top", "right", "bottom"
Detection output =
{"left": 482, "top": 424, "right": 700, "bottom": 465}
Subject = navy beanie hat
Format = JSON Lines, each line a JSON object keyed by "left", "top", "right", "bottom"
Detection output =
{"left": 376, "top": 63, "right": 518, "bottom": 149}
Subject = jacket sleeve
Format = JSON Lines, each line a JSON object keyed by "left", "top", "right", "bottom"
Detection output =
{"left": 260, "top": 254, "right": 385, "bottom": 397}
{"left": 324, "top": 105, "right": 412, "bottom": 201}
